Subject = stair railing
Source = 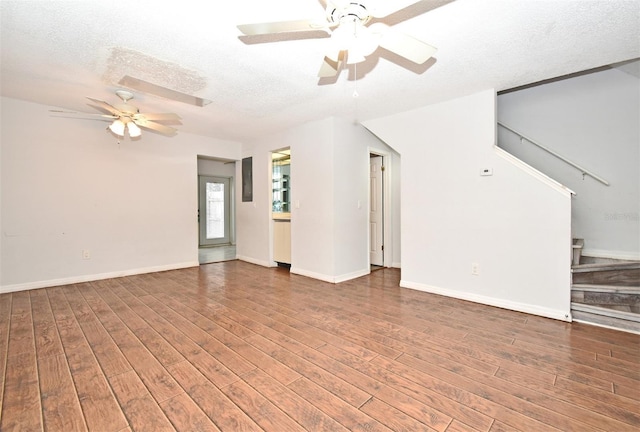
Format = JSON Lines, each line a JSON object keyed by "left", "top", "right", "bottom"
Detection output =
{"left": 497, "top": 122, "right": 610, "bottom": 186}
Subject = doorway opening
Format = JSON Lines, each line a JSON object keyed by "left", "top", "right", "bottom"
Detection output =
{"left": 197, "top": 156, "right": 237, "bottom": 264}
{"left": 271, "top": 148, "right": 292, "bottom": 267}
{"left": 198, "top": 175, "right": 236, "bottom": 264}
{"left": 370, "top": 153, "right": 384, "bottom": 270}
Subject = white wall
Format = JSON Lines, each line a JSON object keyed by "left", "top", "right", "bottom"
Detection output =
{"left": 234, "top": 140, "right": 272, "bottom": 267}
{"left": 290, "top": 119, "right": 337, "bottom": 278}
{"left": 236, "top": 117, "right": 400, "bottom": 282}
{"left": 332, "top": 118, "right": 401, "bottom": 280}
{"left": 235, "top": 119, "right": 335, "bottom": 269}
{"left": 363, "top": 89, "right": 573, "bottom": 321}
{"left": 1, "top": 97, "right": 241, "bottom": 292}
{"left": 498, "top": 66, "right": 640, "bottom": 260}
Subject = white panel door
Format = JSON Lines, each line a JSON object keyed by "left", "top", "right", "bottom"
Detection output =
{"left": 199, "top": 176, "right": 231, "bottom": 246}
{"left": 370, "top": 155, "right": 384, "bottom": 266}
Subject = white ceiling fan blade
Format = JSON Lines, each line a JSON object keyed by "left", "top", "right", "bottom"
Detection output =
{"left": 133, "top": 112, "right": 181, "bottom": 122}
{"left": 49, "top": 110, "right": 116, "bottom": 120}
{"left": 86, "top": 97, "right": 122, "bottom": 116}
{"left": 238, "top": 19, "right": 327, "bottom": 35}
{"left": 318, "top": 50, "right": 344, "bottom": 78}
{"left": 134, "top": 118, "right": 178, "bottom": 136}
{"left": 318, "top": 58, "right": 339, "bottom": 78}
{"left": 371, "top": 23, "right": 437, "bottom": 64}
{"left": 368, "top": 0, "right": 422, "bottom": 18}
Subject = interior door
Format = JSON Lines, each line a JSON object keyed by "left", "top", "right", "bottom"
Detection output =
{"left": 370, "top": 155, "right": 384, "bottom": 266}
{"left": 199, "top": 176, "right": 231, "bottom": 246}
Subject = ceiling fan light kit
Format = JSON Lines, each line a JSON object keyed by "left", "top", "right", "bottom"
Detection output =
{"left": 108, "top": 119, "right": 126, "bottom": 137}
{"left": 329, "top": 18, "right": 379, "bottom": 64}
{"left": 237, "top": 0, "right": 443, "bottom": 78}
{"left": 127, "top": 121, "right": 142, "bottom": 138}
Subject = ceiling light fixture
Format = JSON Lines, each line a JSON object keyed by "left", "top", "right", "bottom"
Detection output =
{"left": 127, "top": 122, "right": 142, "bottom": 138}
{"left": 108, "top": 119, "right": 126, "bottom": 137}
{"left": 330, "top": 17, "right": 379, "bottom": 64}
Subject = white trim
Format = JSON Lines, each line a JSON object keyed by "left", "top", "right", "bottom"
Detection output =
{"left": 237, "top": 255, "right": 274, "bottom": 268}
{"left": 391, "top": 262, "right": 401, "bottom": 269}
{"left": 573, "top": 318, "right": 640, "bottom": 336}
{"left": 290, "top": 267, "right": 335, "bottom": 283}
{"left": 399, "top": 280, "right": 572, "bottom": 322}
{"left": 582, "top": 249, "right": 640, "bottom": 262}
{"left": 494, "top": 145, "right": 575, "bottom": 197}
{"left": 0, "top": 261, "right": 199, "bottom": 294}
{"left": 290, "top": 267, "right": 369, "bottom": 284}
{"left": 334, "top": 268, "right": 370, "bottom": 284}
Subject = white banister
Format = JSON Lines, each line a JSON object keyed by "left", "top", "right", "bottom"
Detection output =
{"left": 497, "top": 122, "right": 610, "bottom": 186}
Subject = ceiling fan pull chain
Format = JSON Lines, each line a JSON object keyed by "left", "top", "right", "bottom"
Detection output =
{"left": 353, "top": 61, "right": 359, "bottom": 98}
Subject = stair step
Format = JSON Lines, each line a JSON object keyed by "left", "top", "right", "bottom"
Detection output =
{"left": 571, "top": 305, "right": 640, "bottom": 334}
{"left": 571, "top": 284, "right": 640, "bottom": 294}
{"left": 572, "top": 266, "right": 640, "bottom": 286}
{"left": 571, "top": 302, "right": 640, "bottom": 323}
{"left": 571, "top": 291, "right": 640, "bottom": 307}
{"left": 569, "top": 258, "right": 640, "bottom": 333}
{"left": 572, "top": 261, "right": 640, "bottom": 272}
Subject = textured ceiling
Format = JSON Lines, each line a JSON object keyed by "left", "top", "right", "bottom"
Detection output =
{"left": 1, "top": 0, "right": 639, "bottom": 142}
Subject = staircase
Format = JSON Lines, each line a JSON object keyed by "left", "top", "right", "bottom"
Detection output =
{"left": 570, "top": 242, "right": 640, "bottom": 334}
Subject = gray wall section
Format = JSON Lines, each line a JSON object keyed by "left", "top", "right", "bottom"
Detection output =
{"left": 498, "top": 65, "right": 640, "bottom": 259}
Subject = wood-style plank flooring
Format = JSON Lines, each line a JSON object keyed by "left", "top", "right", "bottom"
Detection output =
{"left": 1, "top": 261, "right": 639, "bottom": 431}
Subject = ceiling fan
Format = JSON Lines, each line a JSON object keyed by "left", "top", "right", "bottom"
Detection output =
{"left": 237, "top": 0, "right": 449, "bottom": 78}
{"left": 50, "top": 90, "right": 182, "bottom": 138}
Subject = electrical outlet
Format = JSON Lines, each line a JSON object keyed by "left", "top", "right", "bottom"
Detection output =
{"left": 82, "top": 249, "right": 91, "bottom": 260}
{"left": 471, "top": 262, "right": 480, "bottom": 275}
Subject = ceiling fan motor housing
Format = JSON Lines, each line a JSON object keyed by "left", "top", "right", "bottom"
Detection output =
{"left": 114, "top": 104, "right": 139, "bottom": 118}
{"left": 327, "top": 2, "right": 373, "bottom": 26}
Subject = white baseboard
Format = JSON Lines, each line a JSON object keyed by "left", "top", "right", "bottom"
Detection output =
{"left": 236, "top": 255, "right": 274, "bottom": 268}
{"left": 399, "top": 280, "right": 572, "bottom": 322}
{"left": 391, "top": 262, "right": 401, "bottom": 269}
{"left": 582, "top": 249, "right": 640, "bottom": 261}
{"left": 290, "top": 267, "right": 369, "bottom": 284}
{"left": 334, "top": 268, "right": 370, "bottom": 283}
{"left": 290, "top": 267, "right": 335, "bottom": 283}
{"left": 0, "top": 261, "right": 199, "bottom": 294}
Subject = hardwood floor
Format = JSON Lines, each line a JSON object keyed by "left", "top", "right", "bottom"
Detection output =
{"left": 1, "top": 261, "right": 639, "bottom": 431}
